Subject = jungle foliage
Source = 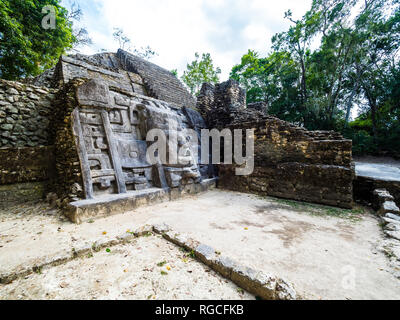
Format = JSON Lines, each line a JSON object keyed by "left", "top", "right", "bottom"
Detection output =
{"left": 231, "top": 0, "right": 400, "bottom": 156}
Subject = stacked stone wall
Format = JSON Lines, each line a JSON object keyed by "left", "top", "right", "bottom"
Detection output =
{"left": 0, "top": 79, "right": 55, "bottom": 148}
{"left": 0, "top": 80, "right": 57, "bottom": 202}
{"left": 52, "top": 79, "right": 86, "bottom": 204}
{"left": 0, "top": 146, "right": 55, "bottom": 185}
{"left": 219, "top": 119, "right": 354, "bottom": 208}
{"left": 354, "top": 176, "right": 400, "bottom": 208}
{"left": 198, "top": 80, "right": 354, "bottom": 209}
{"left": 117, "top": 50, "right": 196, "bottom": 108}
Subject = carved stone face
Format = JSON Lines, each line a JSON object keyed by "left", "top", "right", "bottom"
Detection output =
{"left": 136, "top": 101, "right": 199, "bottom": 168}
{"left": 135, "top": 100, "right": 202, "bottom": 186}
{"left": 73, "top": 79, "right": 207, "bottom": 199}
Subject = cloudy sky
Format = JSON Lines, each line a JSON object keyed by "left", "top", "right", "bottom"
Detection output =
{"left": 62, "top": 0, "right": 312, "bottom": 80}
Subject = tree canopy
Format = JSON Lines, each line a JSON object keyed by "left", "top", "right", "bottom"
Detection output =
{"left": 1, "top": 0, "right": 398, "bottom": 156}
{"left": 0, "top": 0, "right": 76, "bottom": 80}
{"left": 231, "top": 0, "right": 400, "bottom": 156}
{"left": 181, "top": 52, "right": 221, "bottom": 96}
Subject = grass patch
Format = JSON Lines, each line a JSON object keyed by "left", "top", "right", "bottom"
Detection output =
{"left": 157, "top": 261, "right": 167, "bottom": 267}
{"left": 178, "top": 247, "right": 197, "bottom": 260}
{"left": 33, "top": 266, "right": 42, "bottom": 274}
{"left": 189, "top": 250, "right": 196, "bottom": 258}
{"left": 266, "top": 197, "right": 366, "bottom": 222}
{"left": 91, "top": 242, "right": 101, "bottom": 253}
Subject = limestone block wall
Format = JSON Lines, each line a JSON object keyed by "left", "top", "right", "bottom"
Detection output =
{"left": 0, "top": 146, "right": 55, "bottom": 185}
{"left": 52, "top": 79, "right": 87, "bottom": 204}
{"left": 198, "top": 80, "right": 354, "bottom": 209}
{"left": 197, "top": 81, "right": 267, "bottom": 128}
{"left": 0, "top": 79, "right": 55, "bottom": 148}
{"left": 0, "top": 80, "right": 57, "bottom": 202}
{"left": 219, "top": 119, "right": 354, "bottom": 208}
{"left": 117, "top": 49, "right": 197, "bottom": 108}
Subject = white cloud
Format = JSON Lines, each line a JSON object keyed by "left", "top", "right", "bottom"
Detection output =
{"left": 64, "top": 0, "right": 312, "bottom": 80}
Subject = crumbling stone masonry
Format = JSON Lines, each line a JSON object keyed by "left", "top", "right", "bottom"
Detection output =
{"left": 197, "top": 81, "right": 354, "bottom": 209}
{"left": 0, "top": 80, "right": 56, "bottom": 202}
{"left": 43, "top": 50, "right": 215, "bottom": 223}
{"left": 56, "top": 77, "right": 215, "bottom": 223}
{"left": 0, "top": 50, "right": 355, "bottom": 222}
{"left": 0, "top": 79, "right": 56, "bottom": 148}
{"left": 354, "top": 176, "right": 400, "bottom": 208}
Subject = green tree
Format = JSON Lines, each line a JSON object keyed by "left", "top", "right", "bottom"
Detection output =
{"left": 231, "top": 0, "right": 400, "bottom": 155}
{"left": 181, "top": 52, "right": 221, "bottom": 96}
{"left": 230, "top": 50, "right": 302, "bottom": 124}
{"left": 352, "top": 0, "right": 400, "bottom": 143}
{"left": 271, "top": 0, "right": 360, "bottom": 129}
{"left": 0, "top": 0, "right": 76, "bottom": 80}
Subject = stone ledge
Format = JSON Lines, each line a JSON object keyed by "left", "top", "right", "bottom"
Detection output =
{"left": 386, "top": 213, "right": 400, "bottom": 222}
{"left": 0, "top": 224, "right": 155, "bottom": 285}
{"left": 153, "top": 223, "right": 297, "bottom": 300}
{"left": 1, "top": 220, "right": 295, "bottom": 300}
{"left": 380, "top": 201, "right": 400, "bottom": 215}
{"left": 65, "top": 178, "right": 217, "bottom": 224}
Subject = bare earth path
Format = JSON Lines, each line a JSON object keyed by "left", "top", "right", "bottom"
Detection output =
{"left": 1, "top": 190, "right": 399, "bottom": 300}
{"left": 1, "top": 235, "right": 253, "bottom": 300}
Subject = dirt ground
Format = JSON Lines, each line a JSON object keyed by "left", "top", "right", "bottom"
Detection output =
{"left": 1, "top": 190, "right": 399, "bottom": 300}
{"left": 0, "top": 235, "right": 253, "bottom": 300}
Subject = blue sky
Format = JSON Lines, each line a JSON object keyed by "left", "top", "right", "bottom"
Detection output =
{"left": 61, "top": 0, "right": 312, "bottom": 80}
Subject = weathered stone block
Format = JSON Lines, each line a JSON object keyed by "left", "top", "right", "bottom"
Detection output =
{"left": 386, "top": 213, "right": 400, "bottom": 222}
{"left": 379, "top": 201, "right": 400, "bottom": 216}
{"left": 76, "top": 79, "right": 110, "bottom": 107}
{"left": 6, "top": 88, "right": 19, "bottom": 95}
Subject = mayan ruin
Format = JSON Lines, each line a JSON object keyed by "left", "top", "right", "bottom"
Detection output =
{"left": 1, "top": 0, "right": 400, "bottom": 307}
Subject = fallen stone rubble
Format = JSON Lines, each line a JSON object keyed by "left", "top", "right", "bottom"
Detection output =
{"left": 374, "top": 189, "right": 400, "bottom": 277}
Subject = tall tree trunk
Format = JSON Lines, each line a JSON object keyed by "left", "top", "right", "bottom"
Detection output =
{"left": 345, "top": 82, "right": 359, "bottom": 126}
{"left": 363, "top": 84, "right": 379, "bottom": 145}
{"left": 370, "top": 101, "right": 378, "bottom": 145}
{"left": 296, "top": 42, "right": 308, "bottom": 127}
{"left": 299, "top": 55, "right": 308, "bottom": 127}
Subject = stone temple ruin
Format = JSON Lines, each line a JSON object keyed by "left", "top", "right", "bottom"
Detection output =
{"left": 2, "top": 49, "right": 400, "bottom": 301}
{"left": 0, "top": 49, "right": 366, "bottom": 224}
